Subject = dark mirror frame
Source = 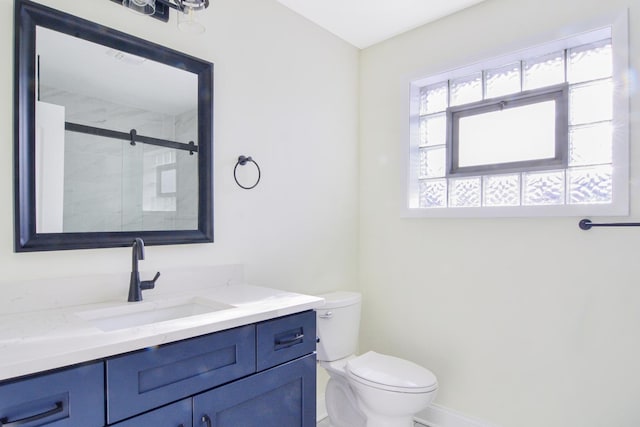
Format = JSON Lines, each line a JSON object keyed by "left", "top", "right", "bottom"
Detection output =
{"left": 14, "top": 0, "right": 214, "bottom": 252}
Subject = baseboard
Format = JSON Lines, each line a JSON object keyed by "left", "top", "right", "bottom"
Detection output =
{"left": 317, "top": 391, "right": 499, "bottom": 427}
{"left": 414, "top": 403, "right": 502, "bottom": 427}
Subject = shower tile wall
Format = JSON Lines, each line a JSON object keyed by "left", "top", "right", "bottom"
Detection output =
{"left": 40, "top": 87, "right": 198, "bottom": 232}
{"left": 174, "top": 109, "right": 199, "bottom": 230}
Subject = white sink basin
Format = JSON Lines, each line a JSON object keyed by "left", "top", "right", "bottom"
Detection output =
{"left": 76, "top": 297, "right": 234, "bottom": 332}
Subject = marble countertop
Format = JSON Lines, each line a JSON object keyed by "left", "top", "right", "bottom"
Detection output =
{"left": 0, "top": 284, "right": 324, "bottom": 382}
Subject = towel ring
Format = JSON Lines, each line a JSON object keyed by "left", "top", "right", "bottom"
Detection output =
{"left": 234, "top": 155, "right": 261, "bottom": 190}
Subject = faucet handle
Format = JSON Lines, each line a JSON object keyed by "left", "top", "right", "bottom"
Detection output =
{"left": 140, "top": 271, "right": 161, "bottom": 290}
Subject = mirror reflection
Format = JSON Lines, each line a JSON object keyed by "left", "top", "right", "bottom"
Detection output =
{"left": 35, "top": 27, "right": 199, "bottom": 233}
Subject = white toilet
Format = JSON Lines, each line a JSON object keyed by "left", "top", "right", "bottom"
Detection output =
{"left": 316, "top": 291, "right": 438, "bottom": 427}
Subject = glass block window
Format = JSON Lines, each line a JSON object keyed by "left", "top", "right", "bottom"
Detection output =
{"left": 408, "top": 24, "right": 628, "bottom": 216}
{"left": 450, "top": 73, "right": 482, "bottom": 106}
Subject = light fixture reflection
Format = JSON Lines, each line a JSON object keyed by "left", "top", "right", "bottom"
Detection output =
{"left": 177, "top": 1, "right": 207, "bottom": 34}
{"left": 120, "top": 0, "right": 210, "bottom": 34}
{"left": 123, "top": 0, "right": 156, "bottom": 15}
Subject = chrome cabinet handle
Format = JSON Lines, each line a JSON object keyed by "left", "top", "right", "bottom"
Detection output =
{"left": 201, "top": 414, "right": 212, "bottom": 427}
{"left": 318, "top": 311, "right": 333, "bottom": 319}
{"left": 0, "top": 401, "right": 63, "bottom": 426}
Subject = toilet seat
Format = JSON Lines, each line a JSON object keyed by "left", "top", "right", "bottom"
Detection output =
{"left": 346, "top": 351, "right": 438, "bottom": 394}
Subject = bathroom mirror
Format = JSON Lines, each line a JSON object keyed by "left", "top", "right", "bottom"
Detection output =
{"left": 14, "top": 0, "right": 213, "bottom": 251}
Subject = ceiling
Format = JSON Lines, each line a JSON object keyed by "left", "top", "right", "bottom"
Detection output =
{"left": 276, "top": 0, "right": 488, "bottom": 49}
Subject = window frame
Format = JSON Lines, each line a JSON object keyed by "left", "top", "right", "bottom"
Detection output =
{"left": 447, "top": 83, "right": 569, "bottom": 177}
{"left": 403, "top": 14, "right": 629, "bottom": 218}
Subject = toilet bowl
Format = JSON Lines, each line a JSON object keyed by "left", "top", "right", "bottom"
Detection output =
{"left": 322, "top": 357, "right": 366, "bottom": 427}
{"left": 346, "top": 351, "right": 438, "bottom": 427}
{"left": 316, "top": 292, "right": 438, "bottom": 427}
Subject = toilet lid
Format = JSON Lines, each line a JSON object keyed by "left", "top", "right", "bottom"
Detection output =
{"left": 346, "top": 351, "right": 438, "bottom": 393}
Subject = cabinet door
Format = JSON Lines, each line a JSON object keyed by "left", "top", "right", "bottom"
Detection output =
{"left": 194, "top": 354, "right": 316, "bottom": 427}
{"left": 0, "top": 362, "right": 104, "bottom": 427}
{"left": 111, "top": 399, "right": 192, "bottom": 427}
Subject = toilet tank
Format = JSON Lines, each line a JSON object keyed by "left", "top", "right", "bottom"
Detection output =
{"left": 315, "top": 291, "right": 362, "bottom": 362}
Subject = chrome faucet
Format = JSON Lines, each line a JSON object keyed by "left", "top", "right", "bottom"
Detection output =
{"left": 127, "top": 238, "right": 161, "bottom": 302}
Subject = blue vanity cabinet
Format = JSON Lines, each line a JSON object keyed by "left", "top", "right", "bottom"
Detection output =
{"left": 194, "top": 354, "right": 317, "bottom": 427}
{"left": 0, "top": 310, "right": 316, "bottom": 427}
{"left": 0, "top": 362, "right": 104, "bottom": 426}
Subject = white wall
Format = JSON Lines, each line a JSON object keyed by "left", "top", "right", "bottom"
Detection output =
{"left": 0, "top": 0, "right": 359, "bottom": 294}
{"left": 359, "top": 1, "right": 640, "bottom": 426}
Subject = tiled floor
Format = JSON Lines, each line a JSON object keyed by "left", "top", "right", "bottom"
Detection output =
{"left": 317, "top": 418, "right": 427, "bottom": 427}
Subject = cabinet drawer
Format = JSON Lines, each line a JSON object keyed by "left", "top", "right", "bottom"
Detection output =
{"left": 256, "top": 310, "right": 316, "bottom": 371}
{"left": 0, "top": 362, "right": 104, "bottom": 427}
{"left": 111, "top": 399, "right": 192, "bottom": 427}
{"left": 106, "top": 325, "right": 255, "bottom": 424}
